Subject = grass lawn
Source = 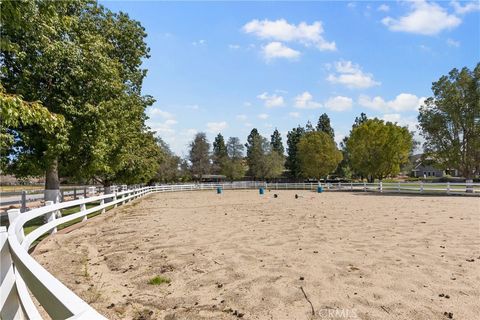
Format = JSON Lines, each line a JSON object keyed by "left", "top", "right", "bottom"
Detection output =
{"left": 20, "top": 202, "right": 115, "bottom": 248}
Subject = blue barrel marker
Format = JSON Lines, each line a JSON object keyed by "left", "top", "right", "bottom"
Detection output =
{"left": 317, "top": 186, "right": 323, "bottom": 193}
{"left": 259, "top": 187, "right": 265, "bottom": 195}
{"left": 217, "top": 187, "right": 222, "bottom": 194}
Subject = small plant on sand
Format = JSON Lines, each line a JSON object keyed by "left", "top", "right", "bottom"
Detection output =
{"left": 148, "top": 276, "right": 171, "bottom": 285}
{"left": 82, "top": 255, "right": 90, "bottom": 279}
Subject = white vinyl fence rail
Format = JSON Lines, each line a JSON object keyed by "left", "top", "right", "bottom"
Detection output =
{"left": 1, "top": 182, "right": 479, "bottom": 319}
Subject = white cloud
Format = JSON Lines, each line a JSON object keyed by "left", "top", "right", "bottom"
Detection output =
{"left": 206, "top": 121, "right": 228, "bottom": 133}
{"left": 243, "top": 19, "right": 336, "bottom": 51}
{"left": 228, "top": 44, "right": 241, "bottom": 49}
{"left": 258, "top": 113, "right": 269, "bottom": 120}
{"left": 358, "top": 93, "right": 426, "bottom": 112}
{"left": 148, "top": 119, "right": 178, "bottom": 136}
{"left": 451, "top": 0, "right": 480, "bottom": 14}
{"left": 378, "top": 4, "right": 390, "bottom": 12}
{"left": 382, "top": 113, "right": 419, "bottom": 133}
{"left": 243, "top": 102, "right": 252, "bottom": 107}
{"left": 257, "top": 92, "right": 285, "bottom": 107}
{"left": 148, "top": 107, "right": 174, "bottom": 119}
{"left": 324, "top": 96, "right": 353, "bottom": 112}
{"left": 263, "top": 42, "right": 300, "bottom": 60}
{"left": 236, "top": 114, "right": 248, "bottom": 121}
{"left": 192, "top": 39, "right": 207, "bottom": 46}
{"left": 294, "top": 91, "right": 322, "bottom": 109}
{"left": 327, "top": 60, "right": 380, "bottom": 89}
{"left": 446, "top": 38, "right": 460, "bottom": 47}
{"left": 382, "top": 1, "right": 461, "bottom": 35}
{"left": 347, "top": 3, "right": 356, "bottom": 9}
{"left": 183, "top": 128, "right": 198, "bottom": 136}
{"left": 289, "top": 111, "right": 301, "bottom": 118}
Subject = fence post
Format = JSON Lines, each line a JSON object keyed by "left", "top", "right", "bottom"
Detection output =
{"left": 379, "top": 181, "right": 383, "bottom": 193}
{"left": 420, "top": 181, "right": 424, "bottom": 193}
{"left": 363, "top": 181, "right": 366, "bottom": 192}
{"left": 0, "top": 226, "right": 26, "bottom": 320}
{"left": 397, "top": 182, "right": 400, "bottom": 192}
{"left": 73, "top": 188, "right": 77, "bottom": 200}
{"left": 466, "top": 179, "right": 473, "bottom": 193}
{"left": 60, "top": 189, "right": 65, "bottom": 202}
{"left": 21, "top": 190, "right": 27, "bottom": 213}
{"left": 78, "top": 196, "right": 87, "bottom": 222}
{"left": 7, "top": 209, "right": 25, "bottom": 241}
{"left": 44, "top": 201, "right": 57, "bottom": 234}
{"left": 447, "top": 182, "right": 451, "bottom": 195}
{"left": 83, "top": 187, "right": 87, "bottom": 198}
{"left": 100, "top": 198, "right": 105, "bottom": 214}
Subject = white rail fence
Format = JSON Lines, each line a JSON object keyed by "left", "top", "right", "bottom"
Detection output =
{"left": 1, "top": 182, "right": 479, "bottom": 319}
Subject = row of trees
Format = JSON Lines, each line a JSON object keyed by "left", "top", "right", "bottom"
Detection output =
{"left": 178, "top": 111, "right": 412, "bottom": 182}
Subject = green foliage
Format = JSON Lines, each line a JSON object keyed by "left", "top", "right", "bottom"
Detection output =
{"left": 148, "top": 276, "right": 171, "bottom": 285}
{"left": 212, "top": 133, "right": 228, "bottom": 174}
{"left": 1, "top": 0, "right": 160, "bottom": 186}
{"left": 346, "top": 119, "right": 413, "bottom": 181}
{"left": 154, "top": 138, "right": 181, "bottom": 183}
{"left": 418, "top": 64, "right": 480, "bottom": 178}
{"left": 316, "top": 113, "right": 335, "bottom": 139}
{"left": 285, "top": 126, "right": 305, "bottom": 178}
{"left": 188, "top": 132, "right": 211, "bottom": 179}
{"left": 222, "top": 137, "right": 245, "bottom": 180}
{"left": 297, "top": 131, "right": 342, "bottom": 179}
{"left": 245, "top": 128, "right": 262, "bottom": 177}
{"left": 0, "top": 86, "right": 68, "bottom": 173}
{"left": 245, "top": 129, "right": 284, "bottom": 179}
{"left": 270, "top": 128, "right": 284, "bottom": 155}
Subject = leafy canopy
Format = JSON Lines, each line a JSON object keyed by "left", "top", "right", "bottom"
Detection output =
{"left": 346, "top": 118, "right": 413, "bottom": 181}
{"left": 418, "top": 64, "right": 480, "bottom": 178}
{"left": 297, "top": 131, "right": 342, "bottom": 179}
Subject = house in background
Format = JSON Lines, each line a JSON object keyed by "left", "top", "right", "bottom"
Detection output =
{"left": 411, "top": 160, "right": 459, "bottom": 178}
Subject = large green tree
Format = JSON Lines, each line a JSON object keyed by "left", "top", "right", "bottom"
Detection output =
{"left": 316, "top": 113, "right": 335, "bottom": 139}
{"left": 212, "top": 133, "right": 228, "bottom": 174}
{"left": 346, "top": 119, "right": 413, "bottom": 182}
{"left": 335, "top": 112, "right": 368, "bottom": 179}
{"left": 222, "top": 137, "right": 245, "bottom": 180}
{"left": 1, "top": 0, "right": 158, "bottom": 198}
{"left": 245, "top": 128, "right": 262, "bottom": 178}
{"left": 270, "top": 128, "right": 284, "bottom": 155}
{"left": 297, "top": 131, "right": 342, "bottom": 180}
{"left": 188, "top": 132, "right": 211, "bottom": 180}
{"left": 418, "top": 64, "right": 480, "bottom": 178}
{"left": 245, "top": 129, "right": 283, "bottom": 179}
{"left": 285, "top": 125, "right": 305, "bottom": 179}
{"left": 154, "top": 138, "right": 181, "bottom": 183}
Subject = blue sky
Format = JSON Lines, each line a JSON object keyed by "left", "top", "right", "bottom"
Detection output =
{"left": 102, "top": 1, "right": 479, "bottom": 156}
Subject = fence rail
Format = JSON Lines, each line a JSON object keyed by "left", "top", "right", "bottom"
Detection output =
{"left": 1, "top": 182, "right": 479, "bottom": 319}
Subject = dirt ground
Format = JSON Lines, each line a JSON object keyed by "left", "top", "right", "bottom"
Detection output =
{"left": 33, "top": 190, "right": 479, "bottom": 320}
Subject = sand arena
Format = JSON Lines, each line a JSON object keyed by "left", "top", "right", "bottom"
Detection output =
{"left": 33, "top": 190, "right": 479, "bottom": 320}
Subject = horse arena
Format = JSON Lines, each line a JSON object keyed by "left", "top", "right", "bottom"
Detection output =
{"left": 33, "top": 190, "right": 479, "bottom": 320}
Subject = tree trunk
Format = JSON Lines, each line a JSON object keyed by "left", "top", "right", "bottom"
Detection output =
{"left": 103, "top": 180, "right": 114, "bottom": 202}
{"left": 44, "top": 158, "right": 61, "bottom": 203}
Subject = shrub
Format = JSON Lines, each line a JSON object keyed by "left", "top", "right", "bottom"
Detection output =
{"left": 148, "top": 276, "right": 171, "bottom": 285}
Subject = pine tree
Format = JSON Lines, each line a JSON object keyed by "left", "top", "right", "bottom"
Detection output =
{"left": 270, "top": 128, "right": 284, "bottom": 155}
{"left": 212, "top": 133, "right": 228, "bottom": 174}
{"left": 316, "top": 113, "right": 335, "bottom": 139}
{"left": 285, "top": 126, "right": 306, "bottom": 179}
